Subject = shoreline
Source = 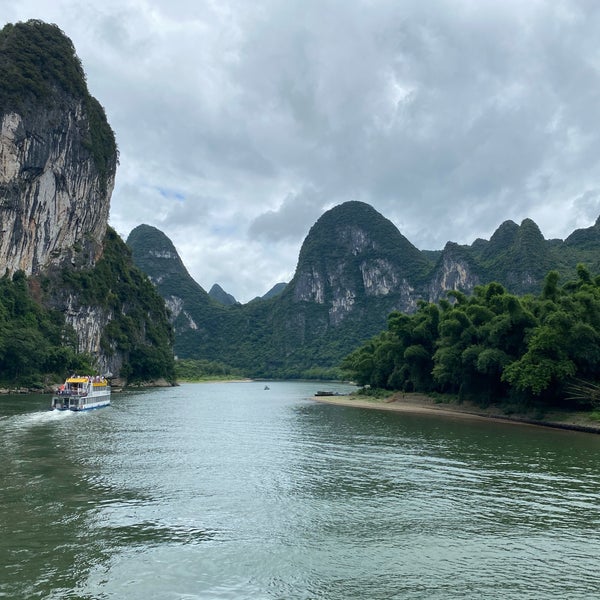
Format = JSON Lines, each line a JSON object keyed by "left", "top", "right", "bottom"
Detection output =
{"left": 312, "top": 392, "right": 600, "bottom": 435}
{"left": 177, "top": 378, "right": 254, "bottom": 384}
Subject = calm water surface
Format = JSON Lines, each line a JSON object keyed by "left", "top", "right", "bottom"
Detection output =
{"left": 2, "top": 381, "right": 600, "bottom": 599}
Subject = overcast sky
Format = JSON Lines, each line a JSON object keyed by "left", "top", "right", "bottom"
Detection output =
{"left": 3, "top": 1, "right": 600, "bottom": 302}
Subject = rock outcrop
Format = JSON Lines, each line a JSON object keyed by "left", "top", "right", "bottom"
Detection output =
{"left": 0, "top": 21, "right": 174, "bottom": 383}
{"left": 0, "top": 105, "right": 113, "bottom": 277}
{"left": 427, "top": 242, "right": 481, "bottom": 302}
{"left": 0, "top": 21, "right": 117, "bottom": 278}
{"left": 0, "top": 21, "right": 121, "bottom": 373}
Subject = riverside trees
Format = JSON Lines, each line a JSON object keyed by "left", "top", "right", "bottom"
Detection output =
{"left": 342, "top": 265, "right": 600, "bottom": 408}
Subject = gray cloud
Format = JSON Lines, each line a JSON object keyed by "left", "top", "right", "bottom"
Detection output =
{"left": 248, "top": 186, "right": 324, "bottom": 242}
{"left": 4, "top": 0, "right": 600, "bottom": 301}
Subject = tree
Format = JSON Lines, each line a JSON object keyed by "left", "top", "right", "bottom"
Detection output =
{"left": 341, "top": 271, "right": 600, "bottom": 409}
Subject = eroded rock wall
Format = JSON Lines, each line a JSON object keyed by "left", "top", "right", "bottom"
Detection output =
{"left": 0, "top": 104, "right": 113, "bottom": 277}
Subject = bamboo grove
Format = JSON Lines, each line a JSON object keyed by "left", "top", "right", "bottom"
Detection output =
{"left": 342, "top": 265, "right": 600, "bottom": 408}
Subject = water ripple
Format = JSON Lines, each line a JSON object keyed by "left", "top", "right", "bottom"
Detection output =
{"left": 3, "top": 383, "right": 600, "bottom": 599}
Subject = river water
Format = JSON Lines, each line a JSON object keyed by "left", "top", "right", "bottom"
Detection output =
{"left": 2, "top": 381, "right": 600, "bottom": 599}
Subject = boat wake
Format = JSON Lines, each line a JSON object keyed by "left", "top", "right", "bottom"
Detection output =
{"left": 26, "top": 410, "right": 74, "bottom": 424}
{"left": 0, "top": 409, "right": 73, "bottom": 432}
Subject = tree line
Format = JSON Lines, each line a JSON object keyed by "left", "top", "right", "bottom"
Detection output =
{"left": 342, "top": 265, "right": 600, "bottom": 409}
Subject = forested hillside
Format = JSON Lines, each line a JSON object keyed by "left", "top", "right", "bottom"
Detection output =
{"left": 129, "top": 202, "right": 600, "bottom": 380}
{"left": 46, "top": 228, "right": 175, "bottom": 384}
{"left": 0, "top": 229, "right": 174, "bottom": 387}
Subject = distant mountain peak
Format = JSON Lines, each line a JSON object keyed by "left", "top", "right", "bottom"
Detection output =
{"left": 127, "top": 205, "right": 600, "bottom": 379}
{"left": 209, "top": 284, "right": 238, "bottom": 306}
{"left": 295, "top": 200, "right": 429, "bottom": 277}
{"left": 126, "top": 224, "right": 192, "bottom": 283}
{"left": 288, "top": 200, "right": 432, "bottom": 323}
{"left": 262, "top": 282, "right": 287, "bottom": 299}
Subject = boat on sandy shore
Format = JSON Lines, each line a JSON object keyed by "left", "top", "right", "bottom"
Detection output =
{"left": 51, "top": 376, "right": 111, "bottom": 411}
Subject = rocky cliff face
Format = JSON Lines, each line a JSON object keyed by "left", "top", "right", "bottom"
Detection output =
{"left": 60, "top": 293, "right": 116, "bottom": 374}
{"left": 427, "top": 242, "right": 481, "bottom": 302}
{"left": 0, "top": 21, "right": 120, "bottom": 374}
{"left": 0, "top": 103, "right": 114, "bottom": 276}
{"left": 289, "top": 202, "right": 430, "bottom": 328}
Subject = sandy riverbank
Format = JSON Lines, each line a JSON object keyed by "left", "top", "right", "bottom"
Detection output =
{"left": 313, "top": 392, "right": 600, "bottom": 434}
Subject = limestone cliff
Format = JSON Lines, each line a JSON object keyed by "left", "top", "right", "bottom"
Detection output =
{"left": 0, "top": 21, "right": 117, "bottom": 278}
{"left": 0, "top": 21, "right": 174, "bottom": 383}
{"left": 0, "top": 21, "right": 119, "bottom": 374}
{"left": 289, "top": 201, "right": 430, "bottom": 329}
{"left": 0, "top": 104, "right": 113, "bottom": 275}
{"left": 427, "top": 242, "right": 481, "bottom": 302}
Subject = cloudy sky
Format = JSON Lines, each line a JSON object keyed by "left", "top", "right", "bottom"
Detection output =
{"left": 3, "top": 1, "right": 600, "bottom": 302}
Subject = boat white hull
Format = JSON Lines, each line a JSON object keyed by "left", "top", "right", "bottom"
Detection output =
{"left": 52, "top": 397, "right": 111, "bottom": 411}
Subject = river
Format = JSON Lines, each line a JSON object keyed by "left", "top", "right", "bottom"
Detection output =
{"left": 2, "top": 381, "right": 600, "bottom": 599}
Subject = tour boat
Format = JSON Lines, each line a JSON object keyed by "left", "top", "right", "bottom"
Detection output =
{"left": 51, "top": 375, "right": 111, "bottom": 411}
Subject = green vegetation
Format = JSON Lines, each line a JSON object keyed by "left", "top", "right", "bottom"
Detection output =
{"left": 128, "top": 205, "right": 600, "bottom": 382}
{"left": 0, "top": 20, "right": 117, "bottom": 193}
{"left": 0, "top": 227, "right": 175, "bottom": 388}
{"left": 0, "top": 271, "right": 93, "bottom": 388}
{"left": 0, "top": 20, "right": 86, "bottom": 108}
{"left": 175, "top": 359, "right": 244, "bottom": 381}
{"left": 468, "top": 218, "right": 600, "bottom": 293}
{"left": 126, "top": 207, "right": 434, "bottom": 380}
{"left": 52, "top": 228, "right": 176, "bottom": 384}
{"left": 342, "top": 265, "right": 600, "bottom": 410}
